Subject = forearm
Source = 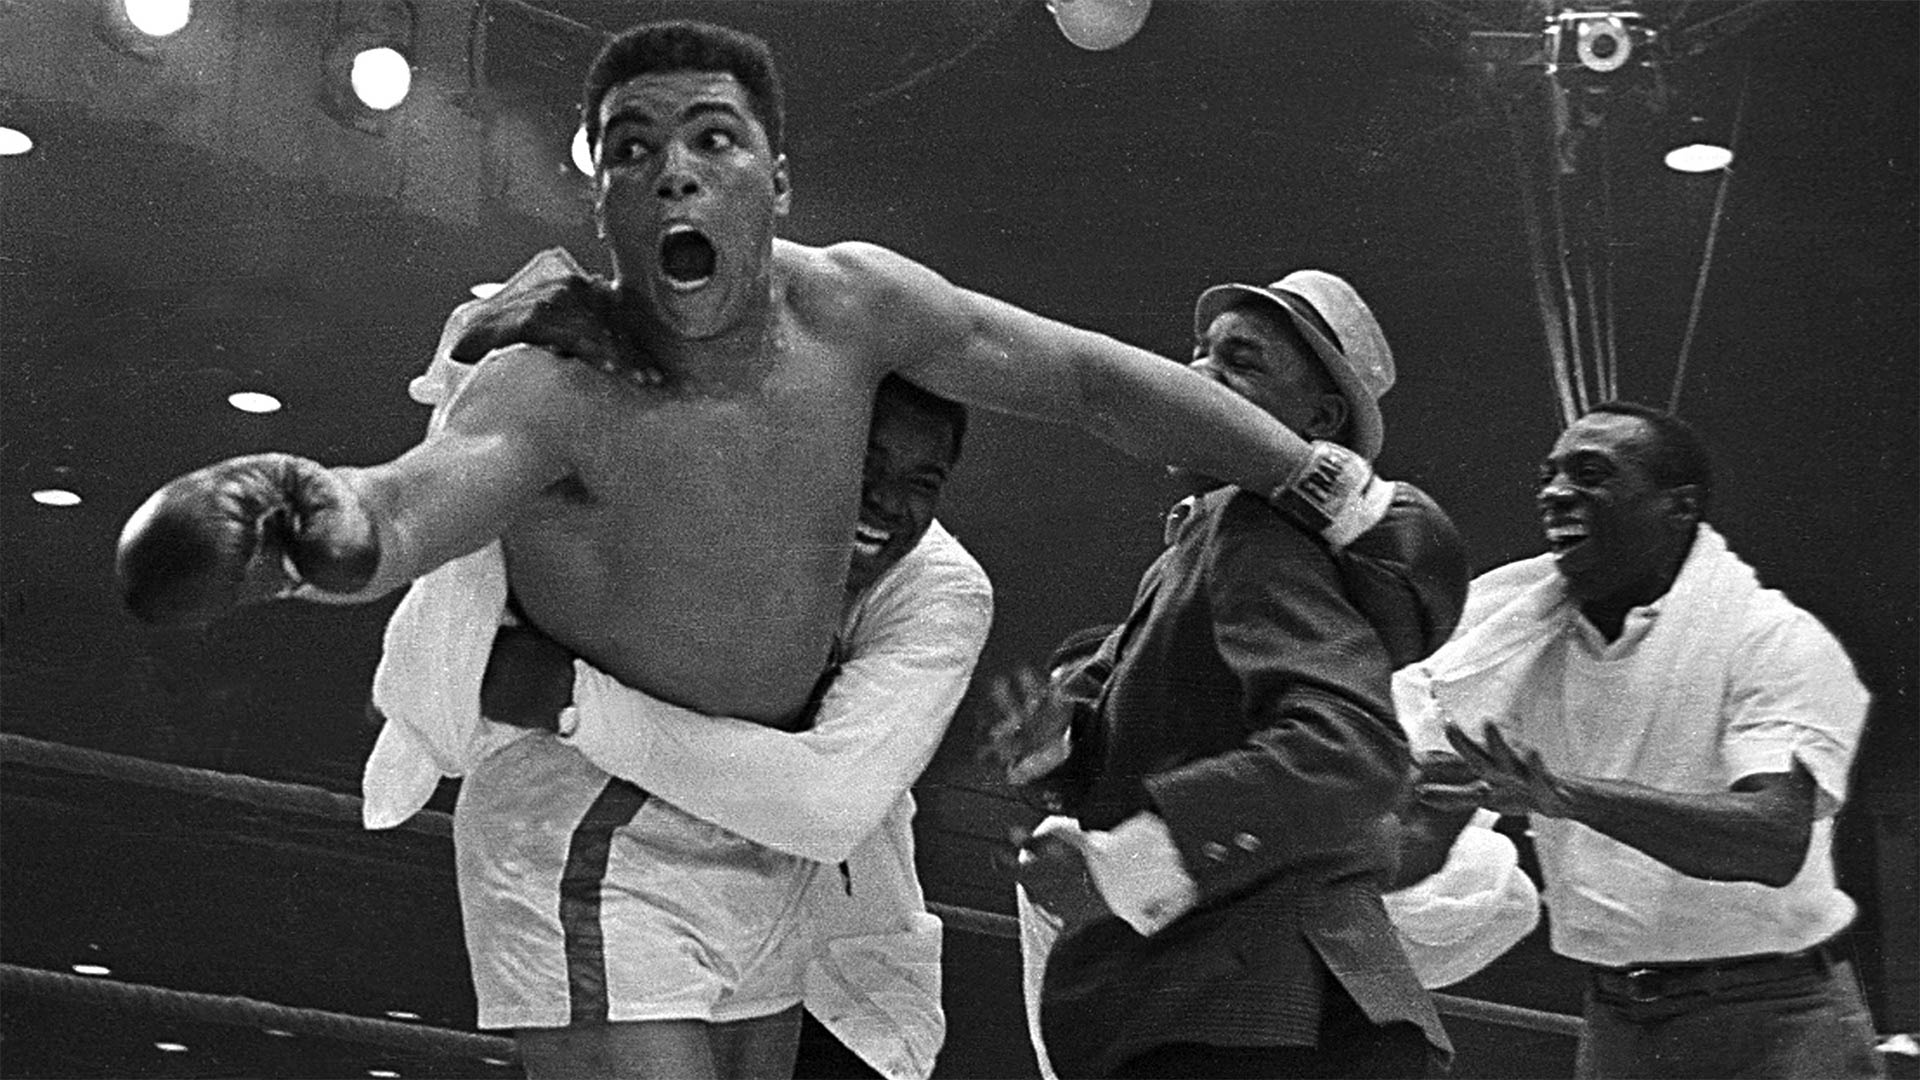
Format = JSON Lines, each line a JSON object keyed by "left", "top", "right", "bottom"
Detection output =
{"left": 1555, "top": 776, "right": 1811, "bottom": 886}
{"left": 1147, "top": 693, "right": 1410, "bottom": 895}
{"left": 568, "top": 701, "right": 902, "bottom": 864}
{"left": 1075, "top": 345, "right": 1312, "bottom": 493}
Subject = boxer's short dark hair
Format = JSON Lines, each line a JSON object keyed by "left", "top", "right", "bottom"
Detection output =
{"left": 582, "top": 21, "right": 785, "bottom": 155}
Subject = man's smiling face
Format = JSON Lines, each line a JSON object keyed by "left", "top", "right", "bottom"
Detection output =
{"left": 847, "top": 394, "right": 959, "bottom": 595}
{"left": 1537, "top": 411, "right": 1694, "bottom": 608}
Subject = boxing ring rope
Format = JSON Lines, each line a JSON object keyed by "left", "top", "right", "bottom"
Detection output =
{"left": 0, "top": 963, "right": 517, "bottom": 1063}
{"left": 1, "top": 731, "right": 1589, "bottom": 1059}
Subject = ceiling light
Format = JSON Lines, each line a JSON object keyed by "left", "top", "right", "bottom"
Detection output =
{"left": 33, "top": 490, "right": 83, "bottom": 508}
{"left": 154, "top": 1042, "right": 189, "bottom": 1053}
{"left": 469, "top": 282, "right": 503, "bottom": 299}
{"left": 228, "top": 390, "right": 282, "bottom": 413}
{"left": 0, "top": 126, "right": 33, "bottom": 155}
{"left": 383, "top": 1010, "right": 420, "bottom": 1021}
{"left": 1047, "top": 0, "right": 1152, "bottom": 51}
{"left": 319, "top": 0, "right": 417, "bottom": 135}
{"left": 94, "top": 0, "right": 189, "bottom": 60}
{"left": 263, "top": 1028, "right": 295, "bottom": 1038}
{"left": 368, "top": 1071, "right": 400, "bottom": 1078}
{"left": 571, "top": 126, "right": 594, "bottom": 177}
{"left": 71, "top": 962, "right": 111, "bottom": 975}
{"left": 1664, "top": 142, "right": 1733, "bottom": 173}
{"left": 351, "top": 47, "right": 411, "bottom": 111}
{"left": 123, "top": 0, "right": 190, "bottom": 37}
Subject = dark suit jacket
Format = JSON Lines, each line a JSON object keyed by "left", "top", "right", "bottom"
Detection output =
{"left": 1037, "top": 484, "right": 1465, "bottom": 1078}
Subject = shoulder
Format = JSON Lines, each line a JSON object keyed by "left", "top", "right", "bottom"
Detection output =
{"left": 1733, "top": 586, "right": 1859, "bottom": 682}
{"left": 440, "top": 343, "right": 621, "bottom": 435}
{"left": 1206, "top": 489, "right": 1323, "bottom": 556}
{"left": 883, "top": 521, "right": 992, "bottom": 605}
{"left": 787, "top": 239, "right": 957, "bottom": 319}
{"left": 852, "top": 522, "right": 994, "bottom": 638}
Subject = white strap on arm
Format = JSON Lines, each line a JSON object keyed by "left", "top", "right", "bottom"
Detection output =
{"left": 1268, "top": 440, "right": 1394, "bottom": 550}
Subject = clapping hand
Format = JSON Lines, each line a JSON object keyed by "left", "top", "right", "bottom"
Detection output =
{"left": 1016, "top": 825, "right": 1112, "bottom": 934}
{"left": 1444, "top": 721, "right": 1573, "bottom": 817}
{"left": 981, "top": 666, "right": 1076, "bottom": 787}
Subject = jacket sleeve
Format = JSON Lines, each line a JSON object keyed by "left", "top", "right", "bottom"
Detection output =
{"left": 1143, "top": 498, "right": 1412, "bottom": 902}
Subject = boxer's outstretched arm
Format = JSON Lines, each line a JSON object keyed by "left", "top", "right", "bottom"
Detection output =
{"left": 851, "top": 244, "right": 1315, "bottom": 498}
{"left": 333, "top": 346, "right": 577, "bottom": 599}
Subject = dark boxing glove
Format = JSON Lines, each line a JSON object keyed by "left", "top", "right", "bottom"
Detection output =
{"left": 116, "top": 453, "right": 379, "bottom": 626}
{"left": 448, "top": 273, "right": 664, "bottom": 386}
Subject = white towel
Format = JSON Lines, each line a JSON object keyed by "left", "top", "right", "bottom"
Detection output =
{"left": 1395, "top": 525, "right": 1755, "bottom": 756}
{"left": 1381, "top": 811, "right": 1540, "bottom": 988}
{"left": 360, "top": 249, "right": 585, "bottom": 829}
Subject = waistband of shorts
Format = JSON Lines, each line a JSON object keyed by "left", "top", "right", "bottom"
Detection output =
{"left": 1588, "top": 939, "right": 1839, "bottom": 1004}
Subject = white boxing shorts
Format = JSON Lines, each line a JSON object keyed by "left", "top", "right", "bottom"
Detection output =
{"left": 454, "top": 735, "right": 820, "bottom": 1030}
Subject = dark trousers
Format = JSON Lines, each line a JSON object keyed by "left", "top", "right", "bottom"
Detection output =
{"left": 1578, "top": 956, "right": 1884, "bottom": 1079}
{"left": 1108, "top": 976, "right": 1438, "bottom": 1079}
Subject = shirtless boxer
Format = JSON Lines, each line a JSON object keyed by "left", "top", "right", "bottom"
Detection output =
{"left": 115, "top": 20, "right": 1389, "bottom": 1078}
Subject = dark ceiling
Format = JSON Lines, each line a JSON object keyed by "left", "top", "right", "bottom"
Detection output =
{"left": 2, "top": 1, "right": 1915, "bottom": 1076}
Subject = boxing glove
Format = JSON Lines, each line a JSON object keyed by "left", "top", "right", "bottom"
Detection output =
{"left": 116, "top": 453, "right": 379, "bottom": 625}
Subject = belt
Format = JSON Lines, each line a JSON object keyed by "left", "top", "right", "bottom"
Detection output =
{"left": 1589, "top": 942, "right": 1836, "bottom": 1004}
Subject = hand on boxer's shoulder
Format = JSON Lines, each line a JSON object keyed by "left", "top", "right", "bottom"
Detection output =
{"left": 116, "top": 453, "right": 378, "bottom": 626}
{"left": 448, "top": 273, "right": 665, "bottom": 387}
{"left": 481, "top": 623, "right": 575, "bottom": 732}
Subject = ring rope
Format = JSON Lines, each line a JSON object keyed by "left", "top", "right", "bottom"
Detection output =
{"left": 0, "top": 963, "right": 516, "bottom": 1062}
{"left": 3, "top": 733, "right": 1585, "bottom": 1039}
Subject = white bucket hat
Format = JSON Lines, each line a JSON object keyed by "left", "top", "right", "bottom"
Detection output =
{"left": 1193, "top": 269, "right": 1395, "bottom": 460}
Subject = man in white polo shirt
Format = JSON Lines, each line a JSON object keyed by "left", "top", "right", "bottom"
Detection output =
{"left": 1399, "top": 401, "right": 1883, "bottom": 1078}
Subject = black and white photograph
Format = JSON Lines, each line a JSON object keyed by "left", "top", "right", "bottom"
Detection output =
{"left": 2, "top": 1, "right": 1914, "bottom": 1077}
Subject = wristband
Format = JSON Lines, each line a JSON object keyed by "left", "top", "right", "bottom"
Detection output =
{"left": 1269, "top": 440, "right": 1394, "bottom": 550}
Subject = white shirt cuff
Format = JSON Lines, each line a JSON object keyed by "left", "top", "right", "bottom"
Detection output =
{"left": 1082, "top": 812, "right": 1200, "bottom": 936}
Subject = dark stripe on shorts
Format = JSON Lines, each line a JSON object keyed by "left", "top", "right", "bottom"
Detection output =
{"left": 560, "top": 778, "right": 650, "bottom": 1024}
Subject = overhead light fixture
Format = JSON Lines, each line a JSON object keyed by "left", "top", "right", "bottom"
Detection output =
{"left": 1663, "top": 113, "right": 1733, "bottom": 172}
{"left": 95, "top": 0, "right": 193, "bottom": 60}
{"left": 33, "top": 490, "right": 84, "bottom": 507}
{"left": 571, "top": 126, "right": 595, "bottom": 177}
{"left": 71, "top": 962, "right": 111, "bottom": 975}
{"left": 383, "top": 1010, "right": 421, "bottom": 1021}
{"left": 123, "top": 0, "right": 190, "bottom": 37}
{"left": 154, "top": 1042, "right": 190, "bottom": 1053}
{"left": 1047, "top": 0, "right": 1152, "bottom": 52}
{"left": 1664, "top": 142, "right": 1732, "bottom": 173}
{"left": 319, "top": 0, "right": 417, "bottom": 135}
{"left": 469, "top": 282, "right": 504, "bottom": 299}
{"left": 0, "top": 126, "right": 32, "bottom": 155}
{"left": 227, "top": 390, "right": 283, "bottom": 413}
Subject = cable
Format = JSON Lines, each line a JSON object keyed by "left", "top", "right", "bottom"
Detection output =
{"left": 1669, "top": 64, "right": 1749, "bottom": 413}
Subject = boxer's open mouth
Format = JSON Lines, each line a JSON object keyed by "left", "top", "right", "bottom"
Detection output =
{"left": 660, "top": 226, "right": 716, "bottom": 289}
{"left": 854, "top": 524, "right": 891, "bottom": 558}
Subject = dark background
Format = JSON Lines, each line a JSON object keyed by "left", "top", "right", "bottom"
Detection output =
{"left": 2, "top": 1, "right": 1913, "bottom": 1076}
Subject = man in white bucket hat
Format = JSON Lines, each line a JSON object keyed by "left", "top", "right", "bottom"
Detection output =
{"left": 990, "top": 269, "right": 1475, "bottom": 1077}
